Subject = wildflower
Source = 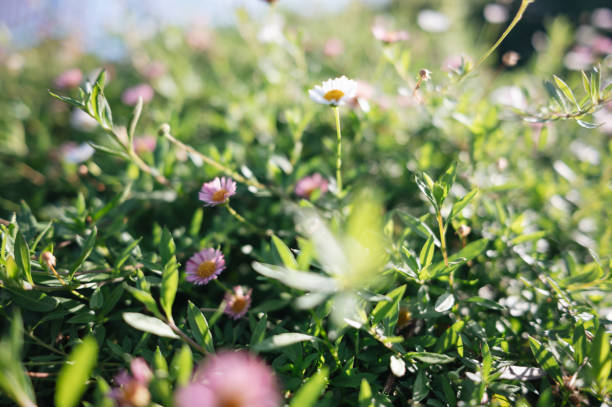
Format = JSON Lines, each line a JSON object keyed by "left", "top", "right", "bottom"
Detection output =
{"left": 198, "top": 177, "right": 237, "bottom": 206}
{"left": 109, "top": 357, "right": 152, "bottom": 407}
{"left": 457, "top": 225, "right": 472, "bottom": 238}
{"left": 41, "top": 251, "right": 56, "bottom": 269}
{"left": 323, "top": 38, "right": 344, "bottom": 57}
{"left": 174, "top": 350, "right": 281, "bottom": 407}
{"left": 133, "top": 135, "right": 157, "bottom": 154}
{"left": 308, "top": 76, "right": 357, "bottom": 107}
{"left": 295, "top": 173, "right": 329, "bottom": 199}
{"left": 186, "top": 248, "right": 226, "bottom": 285}
{"left": 371, "top": 25, "right": 410, "bottom": 44}
{"left": 54, "top": 68, "right": 83, "bottom": 88}
{"left": 224, "top": 286, "right": 252, "bottom": 319}
{"left": 121, "top": 84, "right": 154, "bottom": 105}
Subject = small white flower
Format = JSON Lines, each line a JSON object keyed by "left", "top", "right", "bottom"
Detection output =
{"left": 308, "top": 76, "right": 357, "bottom": 107}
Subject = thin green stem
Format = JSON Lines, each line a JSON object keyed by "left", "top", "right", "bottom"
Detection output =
{"left": 213, "top": 278, "right": 231, "bottom": 293}
{"left": 333, "top": 106, "right": 343, "bottom": 195}
{"left": 436, "top": 210, "right": 451, "bottom": 286}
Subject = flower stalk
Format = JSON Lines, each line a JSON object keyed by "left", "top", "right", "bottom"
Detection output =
{"left": 333, "top": 106, "right": 343, "bottom": 195}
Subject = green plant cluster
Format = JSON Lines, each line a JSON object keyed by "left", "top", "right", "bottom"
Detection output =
{"left": 1, "top": 1, "right": 611, "bottom": 406}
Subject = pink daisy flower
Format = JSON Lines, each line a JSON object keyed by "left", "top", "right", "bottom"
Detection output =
{"left": 174, "top": 350, "right": 281, "bottom": 407}
{"left": 199, "top": 177, "right": 237, "bottom": 206}
{"left": 224, "top": 286, "right": 252, "bottom": 319}
{"left": 295, "top": 173, "right": 329, "bottom": 199}
{"left": 371, "top": 25, "right": 410, "bottom": 44}
{"left": 109, "top": 357, "right": 152, "bottom": 407}
{"left": 121, "top": 83, "right": 154, "bottom": 105}
{"left": 186, "top": 248, "right": 226, "bottom": 285}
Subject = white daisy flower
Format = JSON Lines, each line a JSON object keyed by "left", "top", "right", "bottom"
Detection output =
{"left": 308, "top": 76, "right": 358, "bottom": 107}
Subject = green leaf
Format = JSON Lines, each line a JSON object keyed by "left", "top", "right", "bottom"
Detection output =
{"left": 187, "top": 301, "right": 214, "bottom": 353}
{"left": 419, "top": 237, "right": 435, "bottom": 269}
{"left": 271, "top": 235, "right": 298, "bottom": 270}
{"left": 413, "top": 370, "right": 429, "bottom": 402}
{"left": 481, "top": 341, "right": 492, "bottom": 384}
{"left": 128, "top": 97, "right": 143, "bottom": 148}
{"left": 55, "top": 336, "right": 98, "bottom": 407}
{"left": 5, "top": 287, "right": 59, "bottom": 312}
{"left": 122, "top": 312, "right": 178, "bottom": 339}
{"left": 589, "top": 326, "right": 611, "bottom": 391}
{"left": 407, "top": 352, "right": 455, "bottom": 364}
{"left": 581, "top": 71, "right": 590, "bottom": 95}
{"left": 511, "top": 231, "right": 547, "bottom": 245}
{"left": 88, "top": 143, "right": 129, "bottom": 159}
{"left": 358, "top": 379, "right": 374, "bottom": 407}
{"left": 160, "top": 228, "right": 178, "bottom": 320}
{"left": 436, "top": 161, "right": 457, "bottom": 207}
{"left": 69, "top": 227, "right": 97, "bottom": 279}
{"left": 397, "top": 211, "right": 441, "bottom": 247}
{"left": 371, "top": 285, "right": 406, "bottom": 329}
{"left": 252, "top": 262, "right": 337, "bottom": 293}
{"left": 528, "top": 336, "right": 563, "bottom": 384}
{"left": 89, "top": 287, "right": 103, "bottom": 309}
{"left": 434, "top": 292, "right": 455, "bottom": 313}
{"left": 253, "top": 333, "right": 317, "bottom": 352}
{"left": 170, "top": 345, "right": 193, "bottom": 386}
{"left": 124, "top": 284, "right": 162, "bottom": 318}
{"left": 250, "top": 314, "right": 268, "bottom": 348}
{"left": 572, "top": 323, "right": 588, "bottom": 366}
{"left": 48, "top": 90, "right": 84, "bottom": 108}
{"left": 14, "top": 230, "right": 32, "bottom": 284}
{"left": 553, "top": 75, "right": 579, "bottom": 109}
{"left": 414, "top": 172, "right": 438, "bottom": 209}
{"left": 289, "top": 367, "right": 328, "bottom": 407}
{"left": 536, "top": 388, "right": 553, "bottom": 407}
{"left": 449, "top": 188, "right": 479, "bottom": 220}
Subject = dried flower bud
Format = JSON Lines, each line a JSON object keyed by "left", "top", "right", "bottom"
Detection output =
{"left": 262, "top": 0, "right": 278, "bottom": 3}
{"left": 78, "top": 164, "right": 88, "bottom": 176}
{"left": 457, "top": 225, "right": 472, "bottom": 238}
{"left": 419, "top": 69, "right": 431, "bottom": 81}
{"left": 502, "top": 51, "right": 520, "bottom": 67}
{"left": 397, "top": 307, "right": 412, "bottom": 329}
{"left": 41, "top": 251, "right": 56, "bottom": 268}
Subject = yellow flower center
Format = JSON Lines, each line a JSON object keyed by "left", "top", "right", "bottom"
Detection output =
{"left": 324, "top": 89, "right": 344, "bottom": 101}
{"left": 230, "top": 296, "right": 248, "bottom": 314}
{"left": 212, "top": 188, "right": 227, "bottom": 202}
{"left": 197, "top": 260, "right": 217, "bottom": 278}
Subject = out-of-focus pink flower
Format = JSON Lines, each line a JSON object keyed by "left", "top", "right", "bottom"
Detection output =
{"left": 592, "top": 8, "right": 612, "bottom": 30}
{"left": 133, "top": 135, "right": 157, "bottom": 154}
{"left": 592, "top": 36, "right": 612, "bottom": 55}
{"left": 224, "top": 286, "right": 252, "bottom": 319}
{"left": 121, "top": 84, "right": 154, "bottom": 105}
{"left": 483, "top": 3, "right": 508, "bottom": 24}
{"left": 142, "top": 61, "right": 167, "bottom": 80}
{"left": 324, "top": 38, "right": 344, "bottom": 57}
{"left": 60, "top": 142, "right": 95, "bottom": 164}
{"left": 174, "top": 350, "right": 281, "bottom": 407}
{"left": 199, "top": 177, "right": 237, "bottom": 206}
{"left": 186, "top": 248, "right": 226, "bottom": 285}
{"left": 295, "top": 173, "right": 329, "bottom": 199}
{"left": 442, "top": 55, "right": 470, "bottom": 72}
{"left": 564, "top": 46, "right": 594, "bottom": 71}
{"left": 55, "top": 68, "right": 83, "bottom": 88}
{"left": 187, "top": 25, "right": 213, "bottom": 51}
{"left": 371, "top": 25, "right": 410, "bottom": 44}
{"left": 109, "top": 358, "right": 152, "bottom": 407}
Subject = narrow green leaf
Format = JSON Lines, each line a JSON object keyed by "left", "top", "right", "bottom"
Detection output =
{"left": 88, "top": 143, "right": 130, "bottom": 159}
{"left": 55, "top": 337, "right": 98, "bottom": 407}
{"left": 122, "top": 312, "right": 178, "bottom": 339}
{"left": 358, "top": 379, "right": 374, "bottom": 407}
{"left": 289, "top": 367, "right": 329, "bottom": 407}
{"left": 171, "top": 345, "right": 193, "bottom": 386}
{"left": 250, "top": 314, "right": 268, "bottom": 348}
{"left": 419, "top": 237, "right": 435, "bottom": 269}
{"left": 481, "top": 341, "right": 492, "bottom": 384}
{"left": 128, "top": 97, "right": 143, "bottom": 148}
{"left": 271, "top": 235, "right": 298, "bottom": 270}
{"left": 124, "top": 284, "right": 162, "bottom": 318}
{"left": 14, "top": 230, "right": 32, "bottom": 284}
{"left": 413, "top": 370, "right": 429, "bottom": 402}
{"left": 69, "top": 227, "right": 97, "bottom": 279}
{"left": 160, "top": 228, "right": 178, "bottom": 320}
{"left": 450, "top": 188, "right": 479, "bottom": 220}
{"left": 589, "top": 326, "right": 611, "bottom": 391}
{"left": 48, "top": 90, "right": 84, "bottom": 108}
{"left": 553, "top": 75, "right": 579, "bottom": 109}
{"left": 371, "top": 284, "right": 406, "bottom": 328}
{"left": 434, "top": 292, "right": 455, "bottom": 313}
{"left": 187, "top": 301, "right": 214, "bottom": 353}
{"left": 407, "top": 352, "right": 455, "bottom": 364}
{"left": 253, "top": 333, "right": 317, "bottom": 352}
{"left": 581, "top": 71, "right": 590, "bottom": 95}
{"left": 528, "top": 336, "right": 563, "bottom": 384}
{"left": 397, "top": 211, "right": 441, "bottom": 247}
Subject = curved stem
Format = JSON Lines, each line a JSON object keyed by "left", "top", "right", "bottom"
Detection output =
{"left": 333, "top": 106, "right": 343, "bottom": 195}
{"left": 162, "top": 126, "right": 267, "bottom": 191}
{"left": 167, "top": 320, "right": 208, "bottom": 355}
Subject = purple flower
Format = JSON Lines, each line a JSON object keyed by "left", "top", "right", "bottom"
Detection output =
{"left": 295, "top": 173, "right": 329, "bottom": 199}
{"left": 174, "top": 350, "right": 281, "bottom": 407}
{"left": 198, "top": 177, "right": 237, "bottom": 206}
{"left": 55, "top": 68, "right": 83, "bottom": 88}
{"left": 186, "top": 248, "right": 226, "bottom": 285}
{"left": 109, "top": 357, "right": 152, "bottom": 407}
{"left": 224, "top": 286, "right": 252, "bottom": 319}
{"left": 121, "top": 84, "right": 154, "bottom": 106}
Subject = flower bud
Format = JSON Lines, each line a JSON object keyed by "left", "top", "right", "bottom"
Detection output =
{"left": 457, "top": 225, "right": 472, "bottom": 238}
{"left": 41, "top": 251, "right": 56, "bottom": 268}
{"left": 419, "top": 69, "right": 431, "bottom": 81}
